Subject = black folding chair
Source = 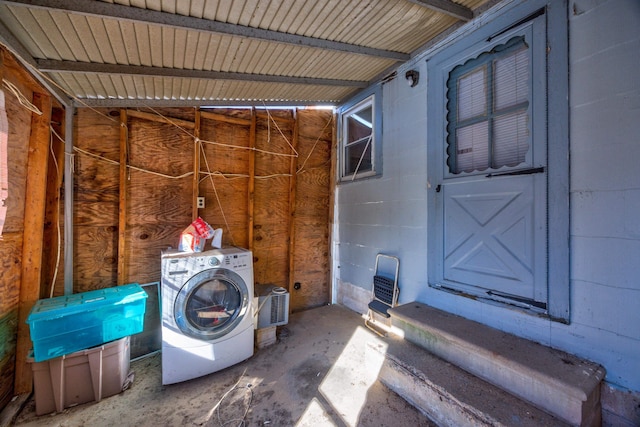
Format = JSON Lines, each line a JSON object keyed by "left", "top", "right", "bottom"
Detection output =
{"left": 365, "top": 254, "right": 399, "bottom": 336}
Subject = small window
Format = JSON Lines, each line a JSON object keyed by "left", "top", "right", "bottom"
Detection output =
{"left": 340, "top": 94, "right": 380, "bottom": 181}
{"left": 446, "top": 36, "right": 530, "bottom": 174}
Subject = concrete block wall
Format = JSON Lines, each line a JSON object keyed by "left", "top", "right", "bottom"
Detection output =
{"left": 334, "top": 1, "right": 640, "bottom": 422}
{"left": 334, "top": 61, "right": 430, "bottom": 304}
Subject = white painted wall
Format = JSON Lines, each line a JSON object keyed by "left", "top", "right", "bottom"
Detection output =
{"left": 334, "top": 0, "right": 640, "bottom": 393}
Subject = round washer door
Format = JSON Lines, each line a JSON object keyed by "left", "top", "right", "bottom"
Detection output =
{"left": 174, "top": 268, "right": 249, "bottom": 341}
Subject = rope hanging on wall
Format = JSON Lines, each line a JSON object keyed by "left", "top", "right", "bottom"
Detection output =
{"left": 2, "top": 78, "right": 42, "bottom": 115}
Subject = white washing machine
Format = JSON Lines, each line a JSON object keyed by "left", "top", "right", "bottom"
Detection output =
{"left": 160, "top": 246, "right": 254, "bottom": 385}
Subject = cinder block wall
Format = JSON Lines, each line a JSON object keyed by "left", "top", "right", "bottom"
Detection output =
{"left": 333, "top": 1, "right": 640, "bottom": 424}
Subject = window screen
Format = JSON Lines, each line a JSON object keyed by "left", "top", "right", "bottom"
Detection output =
{"left": 446, "top": 36, "right": 530, "bottom": 174}
{"left": 341, "top": 96, "right": 375, "bottom": 180}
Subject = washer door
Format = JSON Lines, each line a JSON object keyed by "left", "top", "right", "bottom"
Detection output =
{"left": 174, "top": 268, "right": 249, "bottom": 341}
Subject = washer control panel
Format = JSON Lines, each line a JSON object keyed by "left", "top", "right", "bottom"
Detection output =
{"left": 221, "top": 252, "right": 251, "bottom": 269}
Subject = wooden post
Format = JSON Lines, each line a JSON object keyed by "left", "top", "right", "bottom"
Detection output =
{"left": 193, "top": 109, "right": 201, "bottom": 221}
{"left": 117, "top": 109, "right": 128, "bottom": 285}
{"left": 248, "top": 108, "right": 256, "bottom": 251}
{"left": 41, "top": 107, "right": 65, "bottom": 299}
{"left": 15, "top": 92, "right": 52, "bottom": 394}
{"left": 287, "top": 110, "right": 300, "bottom": 294}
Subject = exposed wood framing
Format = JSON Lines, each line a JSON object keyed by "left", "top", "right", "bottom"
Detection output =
{"left": 248, "top": 109, "right": 256, "bottom": 252}
{"left": 126, "top": 109, "right": 195, "bottom": 130}
{"left": 15, "top": 92, "right": 52, "bottom": 394}
{"left": 287, "top": 110, "right": 300, "bottom": 295}
{"left": 200, "top": 110, "right": 251, "bottom": 127}
{"left": 117, "top": 109, "right": 128, "bottom": 285}
{"left": 41, "top": 107, "right": 65, "bottom": 298}
{"left": 193, "top": 109, "right": 201, "bottom": 222}
{"left": 63, "top": 104, "right": 73, "bottom": 295}
{"left": 256, "top": 112, "right": 293, "bottom": 125}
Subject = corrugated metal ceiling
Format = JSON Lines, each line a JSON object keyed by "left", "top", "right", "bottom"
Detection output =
{"left": 0, "top": 0, "right": 493, "bottom": 106}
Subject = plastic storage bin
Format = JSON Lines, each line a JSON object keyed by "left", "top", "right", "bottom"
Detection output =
{"left": 27, "top": 284, "right": 147, "bottom": 362}
{"left": 29, "top": 336, "right": 131, "bottom": 415}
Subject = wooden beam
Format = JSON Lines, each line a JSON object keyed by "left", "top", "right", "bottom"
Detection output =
{"left": 247, "top": 108, "right": 256, "bottom": 252}
{"left": 256, "top": 112, "right": 295, "bottom": 126}
{"left": 193, "top": 109, "right": 201, "bottom": 221}
{"left": 117, "top": 109, "right": 128, "bottom": 285}
{"left": 200, "top": 110, "right": 251, "bottom": 127}
{"left": 41, "top": 107, "right": 65, "bottom": 299}
{"left": 15, "top": 92, "right": 52, "bottom": 394}
{"left": 126, "top": 109, "right": 195, "bottom": 130}
{"left": 287, "top": 110, "right": 300, "bottom": 295}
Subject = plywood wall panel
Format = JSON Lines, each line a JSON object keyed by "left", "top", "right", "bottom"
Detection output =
{"left": 198, "top": 111, "right": 251, "bottom": 248}
{"left": 0, "top": 324, "right": 17, "bottom": 410}
{"left": 0, "top": 233, "right": 22, "bottom": 313}
{"left": 199, "top": 177, "right": 249, "bottom": 248}
{"left": 74, "top": 109, "right": 120, "bottom": 292}
{"left": 253, "top": 110, "right": 292, "bottom": 289}
{"left": 69, "top": 107, "right": 332, "bottom": 309}
{"left": 126, "top": 176, "right": 193, "bottom": 224}
{"left": 124, "top": 117, "right": 194, "bottom": 284}
{"left": 200, "top": 119, "right": 250, "bottom": 175}
{"left": 290, "top": 110, "right": 333, "bottom": 311}
{"left": 74, "top": 226, "right": 118, "bottom": 293}
{"left": 2, "top": 90, "right": 30, "bottom": 234}
{"left": 126, "top": 224, "right": 183, "bottom": 284}
{"left": 128, "top": 121, "right": 193, "bottom": 177}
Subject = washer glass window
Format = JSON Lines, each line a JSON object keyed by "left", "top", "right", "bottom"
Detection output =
{"left": 175, "top": 268, "right": 248, "bottom": 340}
{"left": 186, "top": 278, "right": 241, "bottom": 330}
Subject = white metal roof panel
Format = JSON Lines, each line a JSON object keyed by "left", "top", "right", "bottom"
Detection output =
{"left": 0, "top": 0, "right": 494, "bottom": 106}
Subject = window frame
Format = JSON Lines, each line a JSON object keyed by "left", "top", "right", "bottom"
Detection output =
{"left": 338, "top": 86, "right": 382, "bottom": 182}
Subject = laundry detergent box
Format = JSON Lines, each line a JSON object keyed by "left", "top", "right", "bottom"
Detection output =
{"left": 27, "top": 283, "right": 147, "bottom": 362}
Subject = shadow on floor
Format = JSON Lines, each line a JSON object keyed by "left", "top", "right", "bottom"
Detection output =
{"left": 12, "top": 304, "right": 434, "bottom": 427}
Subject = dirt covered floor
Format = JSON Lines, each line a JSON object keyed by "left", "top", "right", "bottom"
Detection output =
{"left": 12, "top": 305, "right": 434, "bottom": 426}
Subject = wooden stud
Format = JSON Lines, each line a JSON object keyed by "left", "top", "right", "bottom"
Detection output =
{"left": 117, "top": 109, "right": 128, "bottom": 285}
{"left": 287, "top": 110, "right": 300, "bottom": 295}
{"left": 200, "top": 110, "right": 251, "bottom": 126}
{"left": 126, "top": 109, "right": 195, "bottom": 129}
{"left": 248, "top": 108, "right": 256, "bottom": 251}
{"left": 193, "top": 109, "right": 201, "bottom": 221}
{"left": 15, "top": 92, "right": 52, "bottom": 394}
{"left": 256, "top": 112, "right": 294, "bottom": 125}
{"left": 41, "top": 107, "right": 65, "bottom": 299}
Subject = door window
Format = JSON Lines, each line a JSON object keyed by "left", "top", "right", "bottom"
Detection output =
{"left": 447, "top": 37, "right": 530, "bottom": 174}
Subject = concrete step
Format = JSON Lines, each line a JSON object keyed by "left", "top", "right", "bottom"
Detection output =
{"left": 388, "top": 302, "right": 606, "bottom": 426}
{"left": 367, "top": 335, "right": 569, "bottom": 427}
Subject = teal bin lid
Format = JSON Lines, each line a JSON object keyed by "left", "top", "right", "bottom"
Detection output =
{"left": 27, "top": 283, "right": 147, "bottom": 324}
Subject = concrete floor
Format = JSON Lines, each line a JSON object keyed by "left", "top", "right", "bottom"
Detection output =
{"left": 12, "top": 305, "right": 434, "bottom": 427}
